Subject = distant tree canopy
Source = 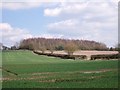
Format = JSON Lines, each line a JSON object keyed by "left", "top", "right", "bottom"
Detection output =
{"left": 19, "top": 38, "right": 108, "bottom": 51}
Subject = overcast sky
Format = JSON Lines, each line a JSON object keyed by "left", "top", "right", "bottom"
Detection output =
{"left": 0, "top": 0, "right": 119, "bottom": 47}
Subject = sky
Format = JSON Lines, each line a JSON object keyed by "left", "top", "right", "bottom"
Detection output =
{"left": 0, "top": 0, "right": 119, "bottom": 47}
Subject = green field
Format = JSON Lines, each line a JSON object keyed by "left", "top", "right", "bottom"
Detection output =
{"left": 1, "top": 50, "right": 119, "bottom": 88}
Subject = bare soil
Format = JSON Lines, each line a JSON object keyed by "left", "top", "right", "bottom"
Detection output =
{"left": 37, "top": 50, "right": 119, "bottom": 57}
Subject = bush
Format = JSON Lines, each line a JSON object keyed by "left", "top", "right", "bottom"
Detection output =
{"left": 91, "top": 54, "right": 120, "bottom": 60}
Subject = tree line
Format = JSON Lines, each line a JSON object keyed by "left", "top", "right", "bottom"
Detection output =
{"left": 19, "top": 38, "right": 108, "bottom": 55}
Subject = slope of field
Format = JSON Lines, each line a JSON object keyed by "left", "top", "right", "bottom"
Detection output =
{"left": 1, "top": 50, "right": 119, "bottom": 88}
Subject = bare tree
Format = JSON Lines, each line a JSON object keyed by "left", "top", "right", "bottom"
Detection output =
{"left": 48, "top": 44, "right": 54, "bottom": 54}
{"left": 39, "top": 46, "right": 46, "bottom": 53}
{"left": 64, "top": 41, "right": 78, "bottom": 56}
{"left": 32, "top": 40, "right": 38, "bottom": 51}
{"left": 19, "top": 38, "right": 108, "bottom": 51}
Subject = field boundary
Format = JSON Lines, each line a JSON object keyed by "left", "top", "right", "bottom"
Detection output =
{"left": 33, "top": 50, "right": 120, "bottom": 60}
{"left": 33, "top": 50, "right": 87, "bottom": 60}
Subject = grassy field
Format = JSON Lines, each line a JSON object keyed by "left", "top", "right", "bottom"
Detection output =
{"left": 1, "top": 50, "right": 119, "bottom": 88}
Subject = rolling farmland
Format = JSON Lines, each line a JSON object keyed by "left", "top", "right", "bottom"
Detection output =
{"left": 1, "top": 50, "right": 119, "bottom": 88}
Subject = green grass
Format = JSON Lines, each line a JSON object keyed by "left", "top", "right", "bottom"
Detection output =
{"left": 1, "top": 50, "right": 119, "bottom": 88}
